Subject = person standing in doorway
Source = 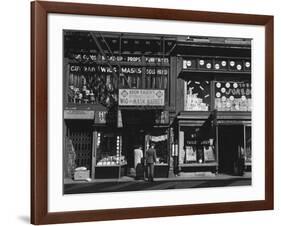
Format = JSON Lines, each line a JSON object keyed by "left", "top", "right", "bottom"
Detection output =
{"left": 145, "top": 143, "right": 157, "bottom": 182}
{"left": 134, "top": 145, "right": 144, "bottom": 180}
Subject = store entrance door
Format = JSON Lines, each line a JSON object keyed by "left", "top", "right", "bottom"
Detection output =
{"left": 122, "top": 127, "right": 145, "bottom": 170}
{"left": 218, "top": 125, "right": 244, "bottom": 175}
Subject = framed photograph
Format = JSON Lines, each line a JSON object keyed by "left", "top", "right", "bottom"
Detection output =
{"left": 31, "top": 1, "right": 274, "bottom": 224}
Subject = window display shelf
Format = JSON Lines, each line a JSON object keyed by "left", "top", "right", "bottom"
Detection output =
{"left": 95, "top": 163, "right": 127, "bottom": 167}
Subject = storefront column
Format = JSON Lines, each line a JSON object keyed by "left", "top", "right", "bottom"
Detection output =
{"left": 91, "top": 131, "right": 97, "bottom": 179}
{"left": 178, "top": 129, "right": 184, "bottom": 164}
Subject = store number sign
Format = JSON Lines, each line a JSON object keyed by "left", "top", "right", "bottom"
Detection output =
{"left": 118, "top": 89, "right": 165, "bottom": 106}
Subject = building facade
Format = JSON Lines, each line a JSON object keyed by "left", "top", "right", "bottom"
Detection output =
{"left": 63, "top": 30, "right": 251, "bottom": 180}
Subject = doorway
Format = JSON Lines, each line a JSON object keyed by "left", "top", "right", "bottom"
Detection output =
{"left": 218, "top": 125, "right": 244, "bottom": 175}
{"left": 122, "top": 127, "right": 145, "bottom": 169}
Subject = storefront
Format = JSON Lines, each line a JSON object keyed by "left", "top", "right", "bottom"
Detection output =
{"left": 176, "top": 49, "right": 252, "bottom": 175}
{"left": 63, "top": 31, "right": 252, "bottom": 180}
{"left": 63, "top": 31, "right": 174, "bottom": 180}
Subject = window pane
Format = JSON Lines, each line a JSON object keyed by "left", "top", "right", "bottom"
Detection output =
{"left": 214, "top": 81, "right": 251, "bottom": 111}
{"left": 96, "top": 132, "right": 126, "bottom": 166}
{"left": 184, "top": 80, "right": 211, "bottom": 111}
{"left": 180, "top": 126, "right": 216, "bottom": 164}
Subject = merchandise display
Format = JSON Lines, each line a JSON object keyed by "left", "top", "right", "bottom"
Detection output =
{"left": 215, "top": 81, "right": 251, "bottom": 111}
{"left": 181, "top": 126, "right": 216, "bottom": 164}
{"left": 66, "top": 53, "right": 170, "bottom": 107}
{"left": 184, "top": 80, "right": 210, "bottom": 111}
{"left": 96, "top": 133, "right": 127, "bottom": 167}
{"left": 96, "top": 155, "right": 127, "bottom": 166}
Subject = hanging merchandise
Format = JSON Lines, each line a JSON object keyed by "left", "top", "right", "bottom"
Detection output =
{"left": 204, "top": 146, "right": 215, "bottom": 162}
{"left": 185, "top": 146, "right": 197, "bottom": 162}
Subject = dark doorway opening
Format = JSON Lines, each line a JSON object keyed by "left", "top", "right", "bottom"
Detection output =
{"left": 218, "top": 125, "right": 244, "bottom": 175}
{"left": 122, "top": 127, "right": 145, "bottom": 169}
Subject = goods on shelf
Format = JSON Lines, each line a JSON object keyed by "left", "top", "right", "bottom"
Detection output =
{"left": 215, "top": 97, "right": 251, "bottom": 111}
{"left": 96, "top": 155, "right": 127, "bottom": 166}
{"left": 215, "top": 81, "right": 251, "bottom": 111}
{"left": 185, "top": 146, "right": 197, "bottom": 162}
{"left": 204, "top": 146, "right": 215, "bottom": 162}
{"left": 184, "top": 87, "right": 209, "bottom": 111}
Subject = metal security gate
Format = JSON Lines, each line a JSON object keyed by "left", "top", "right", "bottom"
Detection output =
{"left": 66, "top": 123, "right": 92, "bottom": 171}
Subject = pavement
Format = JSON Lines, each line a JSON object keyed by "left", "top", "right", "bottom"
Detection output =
{"left": 64, "top": 172, "right": 252, "bottom": 194}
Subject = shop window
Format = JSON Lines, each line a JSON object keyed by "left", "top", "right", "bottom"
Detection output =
{"left": 214, "top": 80, "right": 251, "bottom": 111}
{"left": 245, "top": 126, "right": 252, "bottom": 164}
{"left": 184, "top": 80, "right": 211, "bottom": 111}
{"left": 96, "top": 132, "right": 127, "bottom": 166}
{"left": 179, "top": 126, "right": 216, "bottom": 164}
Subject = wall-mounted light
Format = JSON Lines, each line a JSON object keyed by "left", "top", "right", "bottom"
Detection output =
{"left": 199, "top": 59, "right": 205, "bottom": 65}
{"left": 186, "top": 60, "right": 192, "bottom": 67}
{"left": 221, "top": 61, "right": 227, "bottom": 67}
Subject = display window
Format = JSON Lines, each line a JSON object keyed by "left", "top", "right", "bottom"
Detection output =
{"left": 184, "top": 79, "right": 211, "bottom": 111}
{"left": 179, "top": 126, "right": 216, "bottom": 164}
{"left": 214, "top": 80, "right": 251, "bottom": 111}
{"left": 96, "top": 132, "right": 127, "bottom": 166}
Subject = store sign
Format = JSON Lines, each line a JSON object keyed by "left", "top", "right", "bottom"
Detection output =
{"left": 70, "top": 64, "right": 96, "bottom": 73}
{"left": 71, "top": 53, "right": 170, "bottom": 64}
{"left": 95, "top": 111, "right": 107, "bottom": 124}
{"left": 99, "top": 66, "right": 142, "bottom": 74}
{"left": 64, "top": 110, "right": 95, "bottom": 119}
{"left": 118, "top": 89, "right": 165, "bottom": 106}
{"left": 150, "top": 134, "right": 168, "bottom": 142}
{"left": 145, "top": 68, "right": 169, "bottom": 75}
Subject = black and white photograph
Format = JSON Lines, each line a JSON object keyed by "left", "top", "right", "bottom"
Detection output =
{"left": 63, "top": 30, "right": 252, "bottom": 194}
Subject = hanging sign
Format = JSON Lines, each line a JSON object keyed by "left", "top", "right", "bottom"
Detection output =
{"left": 95, "top": 111, "right": 107, "bottom": 124}
{"left": 64, "top": 110, "right": 95, "bottom": 119}
{"left": 118, "top": 89, "right": 165, "bottom": 106}
{"left": 150, "top": 134, "right": 168, "bottom": 142}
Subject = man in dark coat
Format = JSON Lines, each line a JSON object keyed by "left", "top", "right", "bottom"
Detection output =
{"left": 145, "top": 143, "right": 157, "bottom": 182}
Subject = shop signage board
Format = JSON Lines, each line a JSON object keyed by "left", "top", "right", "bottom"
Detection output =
{"left": 118, "top": 89, "right": 165, "bottom": 106}
{"left": 64, "top": 110, "right": 95, "bottom": 119}
{"left": 95, "top": 111, "right": 107, "bottom": 124}
{"left": 70, "top": 53, "right": 169, "bottom": 64}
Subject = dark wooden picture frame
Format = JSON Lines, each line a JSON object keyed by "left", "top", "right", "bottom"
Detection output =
{"left": 31, "top": 1, "right": 274, "bottom": 224}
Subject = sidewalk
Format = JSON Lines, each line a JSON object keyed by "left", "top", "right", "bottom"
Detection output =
{"left": 64, "top": 172, "right": 251, "bottom": 184}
